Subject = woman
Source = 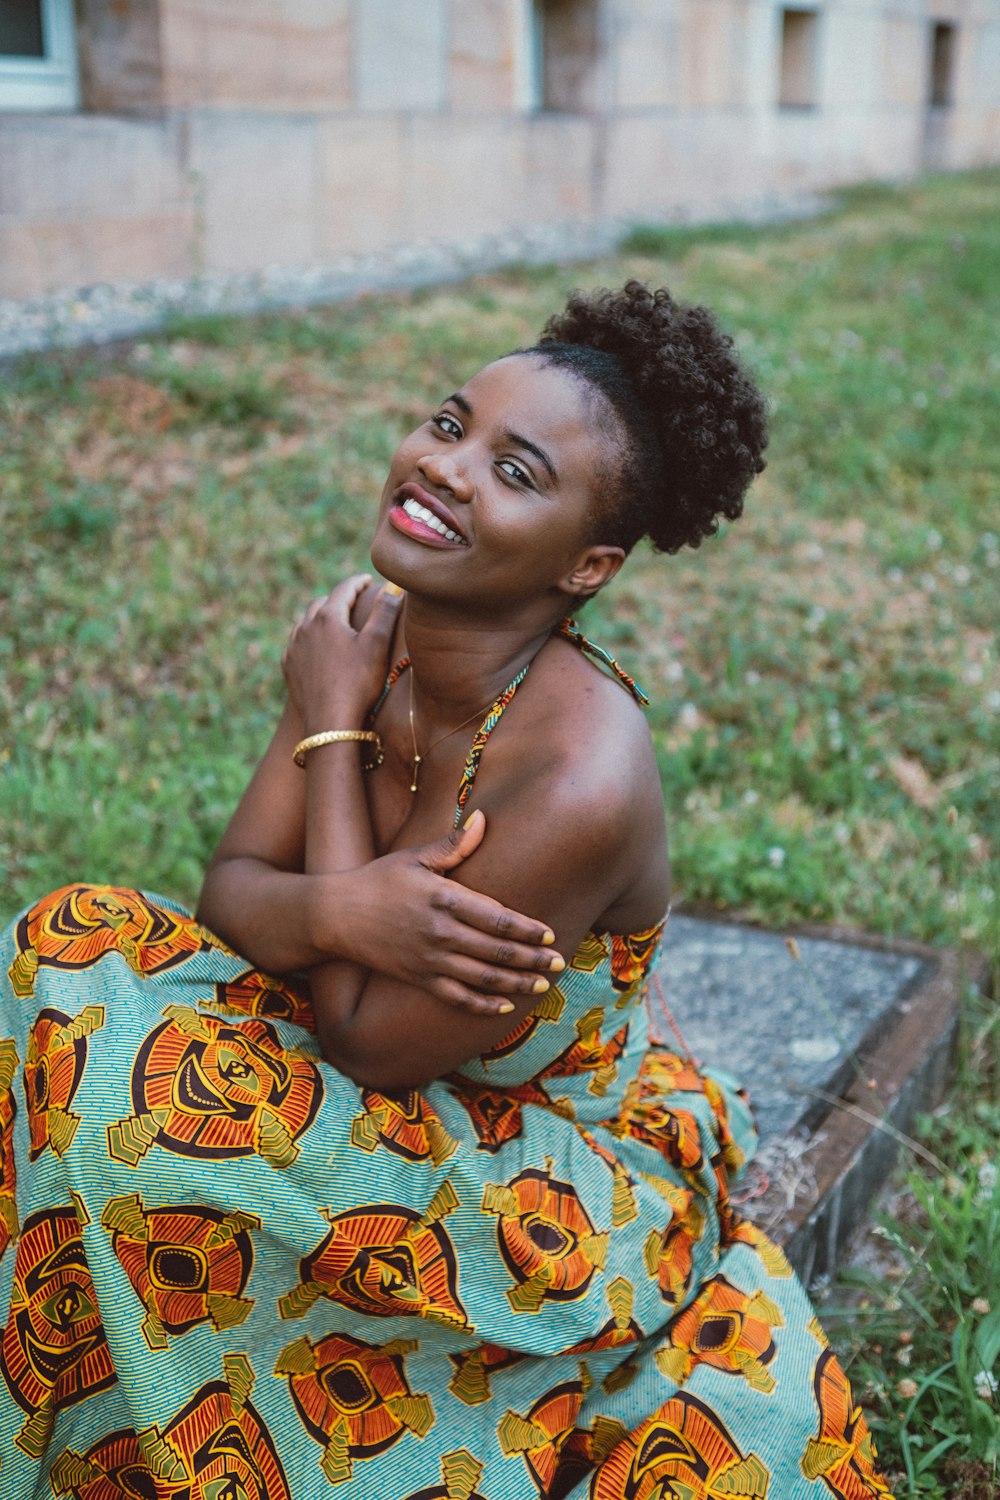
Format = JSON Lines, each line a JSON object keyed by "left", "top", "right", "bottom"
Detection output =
{"left": 0, "top": 284, "right": 892, "bottom": 1497}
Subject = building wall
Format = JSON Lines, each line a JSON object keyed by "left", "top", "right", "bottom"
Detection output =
{"left": 1, "top": 0, "right": 998, "bottom": 301}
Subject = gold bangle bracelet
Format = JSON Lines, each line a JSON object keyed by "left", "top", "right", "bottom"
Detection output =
{"left": 292, "top": 730, "right": 384, "bottom": 769}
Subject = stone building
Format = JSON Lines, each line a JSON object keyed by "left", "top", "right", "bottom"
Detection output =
{"left": 1, "top": 0, "right": 998, "bottom": 303}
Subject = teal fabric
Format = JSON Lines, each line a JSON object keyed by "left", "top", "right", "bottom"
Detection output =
{"left": 0, "top": 885, "right": 893, "bottom": 1498}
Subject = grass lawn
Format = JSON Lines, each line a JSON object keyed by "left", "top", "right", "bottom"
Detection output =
{"left": 2, "top": 168, "right": 998, "bottom": 1494}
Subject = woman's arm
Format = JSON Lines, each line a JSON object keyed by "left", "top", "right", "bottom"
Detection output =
{"left": 196, "top": 582, "right": 564, "bottom": 1006}
{"left": 312, "top": 712, "right": 670, "bottom": 1090}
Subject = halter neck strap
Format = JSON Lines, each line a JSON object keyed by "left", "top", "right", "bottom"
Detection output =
{"left": 557, "top": 619, "right": 650, "bottom": 706}
{"left": 370, "top": 622, "right": 649, "bottom": 824}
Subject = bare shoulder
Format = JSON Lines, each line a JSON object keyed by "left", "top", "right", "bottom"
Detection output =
{"left": 526, "top": 635, "right": 658, "bottom": 793}
{"left": 479, "top": 634, "right": 664, "bottom": 858}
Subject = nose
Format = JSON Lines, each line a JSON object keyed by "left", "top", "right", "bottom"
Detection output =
{"left": 417, "top": 448, "right": 473, "bottom": 503}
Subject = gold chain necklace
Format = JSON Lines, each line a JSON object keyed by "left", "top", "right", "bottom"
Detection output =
{"left": 406, "top": 670, "right": 496, "bottom": 794}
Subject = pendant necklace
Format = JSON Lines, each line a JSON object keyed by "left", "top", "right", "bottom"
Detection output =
{"left": 407, "top": 671, "right": 496, "bottom": 794}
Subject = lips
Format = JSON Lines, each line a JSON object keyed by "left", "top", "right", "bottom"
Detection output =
{"left": 389, "top": 484, "right": 468, "bottom": 547}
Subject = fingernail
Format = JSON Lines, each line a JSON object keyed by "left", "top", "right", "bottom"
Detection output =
{"left": 549, "top": 956, "right": 565, "bottom": 973}
{"left": 463, "top": 809, "right": 480, "bottom": 829}
{"left": 541, "top": 930, "right": 555, "bottom": 946}
{"left": 498, "top": 1002, "right": 515, "bottom": 1014}
{"left": 383, "top": 582, "right": 403, "bottom": 597}
{"left": 532, "top": 977, "right": 550, "bottom": 994}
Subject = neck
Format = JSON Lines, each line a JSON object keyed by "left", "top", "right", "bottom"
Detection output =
{"left": 400, "top": 595, "right": 565, "bottom": 729}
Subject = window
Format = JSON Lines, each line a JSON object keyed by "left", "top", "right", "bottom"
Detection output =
{"left": 0, "top": 0, "right": 78, "bottom": 111}
{"left": 530, "top": 0, "right": 600, "bottom": 113}
{"left": 928, "top": 22, "right": 956, "bottom": 107}
{"left": 778, "top": 8, "right": 820, "bottom": 109}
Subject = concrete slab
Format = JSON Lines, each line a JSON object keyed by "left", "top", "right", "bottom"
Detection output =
{"left": 651, "top": 912, "right": 990, "bottom": 1286}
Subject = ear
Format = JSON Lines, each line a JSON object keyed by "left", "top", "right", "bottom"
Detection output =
{"left": 558, "top": 545, "right": 626, "bottom": 601}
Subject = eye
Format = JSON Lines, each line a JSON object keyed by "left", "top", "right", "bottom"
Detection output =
{"left": 497, "top": 458, "right": 534, "bottom": 487}
{"left": 431, "top": 412, "right": 462, "bottom": 439}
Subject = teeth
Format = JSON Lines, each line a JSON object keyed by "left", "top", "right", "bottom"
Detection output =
{"left": 402, "top": 496, "right": 464, "bottom": 543}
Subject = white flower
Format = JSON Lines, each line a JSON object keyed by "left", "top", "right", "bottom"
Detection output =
{"left": 833, "top": 822, "right": 850, "bottom": 846}
{"left": 745, "top": 670, "right": 761, "bottom": 685}
{"left": 887, "top": 567, "right": 904, "bottom": 584}
{"left": 974, "top": 1370, "right": 997, "bottom": 1401}
{"left": 964, "top": 663, "right": 985, "bottom": 684}
{"left": 678, "top": 702, "right": 700, "bottom": 730}
{"left": 919, "top": 573, "right": 937, "bottom": 593}
{"left": 985, "top": 691, "right": 1000, "bottom": 713}
{"left": 804, "top": 541, "right": 825, "bottom": 561}
{"left": 805, "top": 606, "right": 827, "bottom": 633}
{"left": 665, "top": 661, "right": 685, "bottom": 683}
{"left": 926, "top": 528, "right": 943, "bottom": 550}
{"left": 978, "top": 1161, "right": 998, "bottom": 1194}
{"left": 742, "top": 789, "right": 760, "bottom": 806}
{"left": 767, "top": 846, "right": 786, "bottom": 869}
{"left": 953, "top": 565, "right": 971, "bottom": 585}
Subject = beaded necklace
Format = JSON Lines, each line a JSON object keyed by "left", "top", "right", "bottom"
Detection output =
{"left": 368, "top": 619, "right": 648, "bottom": 827}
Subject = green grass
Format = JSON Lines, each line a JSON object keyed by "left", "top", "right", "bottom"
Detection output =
{"left": 1, "top": 168, "right": 998, "bottom": 1492}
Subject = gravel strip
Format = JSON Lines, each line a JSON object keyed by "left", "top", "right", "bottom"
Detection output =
{"left": 1, "top": 195, "right": 828, "bottom": 359}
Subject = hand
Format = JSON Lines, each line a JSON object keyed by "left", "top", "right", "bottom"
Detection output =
{"left": 327, "top": 811, "right": 566, "bottom": 1015}
{"left": 282, "top": 575, "right": 403, "bottom": 730}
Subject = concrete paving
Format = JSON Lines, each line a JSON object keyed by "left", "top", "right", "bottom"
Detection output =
{"left": 650, "top": 912, "right": 989, "bottom": 1286}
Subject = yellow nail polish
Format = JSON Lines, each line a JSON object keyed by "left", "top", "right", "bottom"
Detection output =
{"left": 541, "top": 930, "right": 555, "bottom": 946}
{"left": 383, "top": 582, "right": 404, "bottom": 597}
{"left": 499, "top": 1002, "right": 515, "bottom": 1014}
{"left": 549, "top": 956, "right": 565, "bottom": 973}
{"left": 532, "top": 977, "right": 550, "bottom": 994}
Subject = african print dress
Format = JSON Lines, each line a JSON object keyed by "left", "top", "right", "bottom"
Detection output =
{"left": 0, "top": 882, "right": 893, "bottom": 1499}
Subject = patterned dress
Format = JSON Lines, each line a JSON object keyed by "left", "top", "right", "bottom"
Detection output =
{"left": 0, "top": 641, "right": 894, "bottom": 1499}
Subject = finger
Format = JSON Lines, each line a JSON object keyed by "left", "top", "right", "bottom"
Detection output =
{"left": 363, "top": 582, "right": 405, "bottom": 644}
{"left": 431, "top": 925, "right": 565, "bottom": 976}
{"left": 431, "top": 978, "right": 522, "bottom": 1018}
{"left": 328, "top": 574, "right": 373, "bottom": 623}
{"left": 419, "top": 810, "right": 487, "bottom": 873}
{"left": 433, "top": 879, "right": 558, "bottom": 953}
{"left": 439, "top": 955, "right": 558, "bottom": 996}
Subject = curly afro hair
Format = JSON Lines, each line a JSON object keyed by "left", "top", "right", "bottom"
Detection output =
{"left": 523, "top": 280, "right": 768, "bottom": 554}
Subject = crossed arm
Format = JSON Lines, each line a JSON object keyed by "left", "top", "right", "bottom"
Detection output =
{"left": 197, "top": 579, "right": 663, "bottom": 1089}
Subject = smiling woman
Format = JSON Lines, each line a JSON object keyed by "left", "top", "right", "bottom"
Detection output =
{"left": 0, "top": 283, "right": 893, "bottom": 1497}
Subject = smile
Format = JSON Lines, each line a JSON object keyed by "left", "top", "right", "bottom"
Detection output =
{"left": 401, "top": 496, "right": 465, "bottom": 542}
{"left": 389, "top": 492, "right": 469, "bottom": 548}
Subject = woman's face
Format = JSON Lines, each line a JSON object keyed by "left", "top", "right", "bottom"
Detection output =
{"left": 370, "top": 355, "right": 620, "bottom": 613}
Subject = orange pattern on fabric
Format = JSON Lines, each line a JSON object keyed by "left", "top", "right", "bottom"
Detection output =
{"left": 589, "top": 1391, "right": 769, "bottom": 1499}
{"left": 103, "top": 1193, "right": 259, "bottom": 1349}
{"left": 23, "top": 1005, "right": 103, "bottom": 1161}
{"left": 107, "top": 1010, "right": 322, "bottom": 1169}
{"left": 484, "top": 1164, "right": 608, "bottom": 1314}
{"left": 53, "top": 1355, "right": 291, "bottom": 1500}
{"left": 275, "top": 1331, "right": 434, "bottom": 1486}
{"left": 351, "top": 1087, "right": 459, "bottom": 1165}
{"left": 656, "top": 1274, "right": 785, "bottom": 1392}
{"left": 211, "top": 967, "right": 314, "bottom": 1030}
{"left": 0, "top": 1038, "right": 18, "bottom": 1260}
{"left": 1, "top": 1206, "right": 117, "bottom": 1458}
{"left": 279, "top": 1184, "right": 469, "bottom": 1331}
{"left": 499, "top": 1379, "right": 587, "bottom": 1497}
{"left": 7, "top": 885, "right": 223, "bottom": 1000}
{"left": 802, "top": 1347, "right": 895, "bottom": 1498}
